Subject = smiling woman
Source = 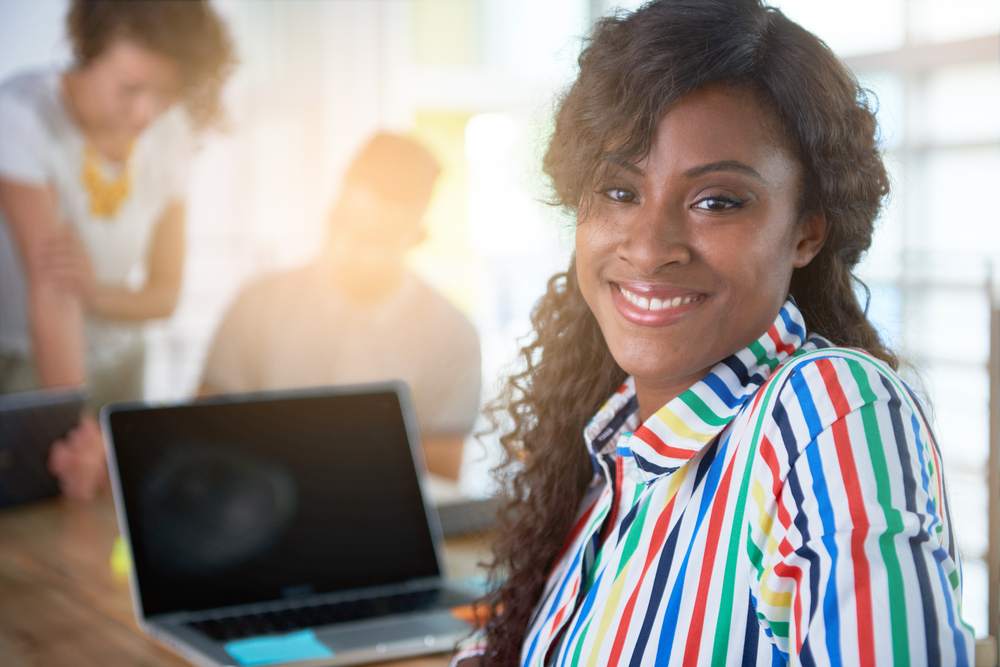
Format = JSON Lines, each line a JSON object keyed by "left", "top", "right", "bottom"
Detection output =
{"left": 454, "top": 1, "right": 977, "bottom": 666}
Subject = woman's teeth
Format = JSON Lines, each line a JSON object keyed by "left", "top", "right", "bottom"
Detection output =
{"left": 618, "top": 287, "right": 704, "bottom": 311}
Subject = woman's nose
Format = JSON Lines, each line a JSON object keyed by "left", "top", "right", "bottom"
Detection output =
{"left": 616, "top": 204, "right": 691, "bottom": 275}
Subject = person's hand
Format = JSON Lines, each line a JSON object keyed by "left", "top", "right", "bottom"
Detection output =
{"left": 31, "top": 225, "right": 95, "bottom": 302}
{"left": 47, "top": 414, "right": 109, "bottom": 501}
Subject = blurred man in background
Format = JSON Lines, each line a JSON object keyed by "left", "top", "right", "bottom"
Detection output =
{"left": 200, "top": 133, "right": 481, "bottom": 479}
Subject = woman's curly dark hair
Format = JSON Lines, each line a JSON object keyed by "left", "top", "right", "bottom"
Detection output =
{"left": 67, "top": 0, "right": 236, "bottom": 130}
{"left": 480, "top": 1, "right": 895, "bottom": 664}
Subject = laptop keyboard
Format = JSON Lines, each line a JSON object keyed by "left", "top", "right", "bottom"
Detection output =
{"left": 187, "top": 587, "right": 474, "bottom": 640}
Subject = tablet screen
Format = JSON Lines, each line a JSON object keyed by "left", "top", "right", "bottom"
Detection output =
{"left": 0, "top": 388, "right": 86, "bottom": 508}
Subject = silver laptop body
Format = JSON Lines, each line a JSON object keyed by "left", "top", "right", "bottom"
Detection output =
{"left": 102, "top": 382, "right": 480, "bottom": 667}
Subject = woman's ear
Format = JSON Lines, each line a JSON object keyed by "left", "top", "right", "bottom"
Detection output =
{"left": 792, "top": 211, "right": 828, "bottom": 268}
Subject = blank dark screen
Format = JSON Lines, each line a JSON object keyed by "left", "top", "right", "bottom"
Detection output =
{"left": 109, "top": 390, "right": 440, "bottom": 617}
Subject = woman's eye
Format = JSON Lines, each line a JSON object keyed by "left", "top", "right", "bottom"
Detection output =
{"left": 601, "top": 187, "right": 637, "bottom": 203}
{"left": 694, "top": 195, "right": 745, "bottom": 211}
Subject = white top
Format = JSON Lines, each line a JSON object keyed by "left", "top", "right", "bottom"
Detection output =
{"left": 0, "top": 69, "right": 192, "bottom": 369}
{"left": 201, "top": 265, "right": 483, "bottom": 435}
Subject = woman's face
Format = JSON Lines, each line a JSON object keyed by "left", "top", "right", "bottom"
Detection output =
{"left": 78, "top": 39, "right": 180, "bottom": 135}
{"left": 575, "top": 85, "right": 826, "bottom": 417}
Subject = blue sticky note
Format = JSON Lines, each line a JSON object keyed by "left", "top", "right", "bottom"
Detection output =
{"left": 225, "top": 630, "right": 334, "bottom": 666}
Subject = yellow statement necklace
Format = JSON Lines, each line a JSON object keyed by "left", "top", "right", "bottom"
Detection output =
{"left": 81, "top": 142, "right": 133, "bottom": 218}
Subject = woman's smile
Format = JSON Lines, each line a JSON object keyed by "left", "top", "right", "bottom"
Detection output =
{"left": 611, "top": 282, "right": 707, "bottom": 326}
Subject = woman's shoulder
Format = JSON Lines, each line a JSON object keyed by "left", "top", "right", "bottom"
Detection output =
{"left": 758, "top": 338, "right": 923, "bottom": 448}
{"left": 778, "top": 338, "right": 899, "bottom": 385}
{"left": 743, "top": 341, "right": 941, "bottom": 513}
{"left": 0, "top": 69, "right": 71, "bottom": 182}
{"left": 769, "top": 331, "right": 894, "bottom": 378}
{"left": 0, "top": 69, "right": 64, "bottom": 127}
{"left": 0, "top": 69, "right": 57, "bottom": 99}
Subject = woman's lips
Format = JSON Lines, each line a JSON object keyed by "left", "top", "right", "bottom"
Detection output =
{"left": 610, "top": 282, "right": 707, "bottom": 326}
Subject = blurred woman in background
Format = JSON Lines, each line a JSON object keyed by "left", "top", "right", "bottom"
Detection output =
{"left": 0, "top": 0, "right": 234, "bottom": 497}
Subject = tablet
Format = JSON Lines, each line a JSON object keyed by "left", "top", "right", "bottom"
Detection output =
{"left": 0, "top": 387, "right": 87, "bottom": 509}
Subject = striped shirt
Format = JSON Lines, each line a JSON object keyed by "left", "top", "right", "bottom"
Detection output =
{"left": 458, "top": 298, "right": 975, "bottom": 666}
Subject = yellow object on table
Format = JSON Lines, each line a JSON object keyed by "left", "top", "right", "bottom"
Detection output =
{"left": 110, "top": 534, "right": 131, "bottom": 579}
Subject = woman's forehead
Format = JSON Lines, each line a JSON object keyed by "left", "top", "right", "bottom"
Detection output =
{"left": 599, "top": 86, "right": 800, "bottom": 186}
{"left": 97, "top": 39, "right": 180, "bottom": 86}
{"left": 599, "top": 84, "right": 795, "bottom": 170}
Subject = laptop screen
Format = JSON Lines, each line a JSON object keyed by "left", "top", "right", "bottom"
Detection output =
{"left": 107, "top": 387, "right": 442, "bottom": 618}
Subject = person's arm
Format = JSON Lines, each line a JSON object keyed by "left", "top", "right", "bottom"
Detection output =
{"left": 0, "top": 178, "right": 85, "bottom": 387}
{"left": 85, "top": 200, "right": 185, "bottom": 321}
{"left": 421, "top": 434, "right": 466, "bottom": 481}
{"left": 749, "top": 355, "right": 975, "bottom": 666}
{"left": 419, "top": 313, "right": 482, "bottom": 481}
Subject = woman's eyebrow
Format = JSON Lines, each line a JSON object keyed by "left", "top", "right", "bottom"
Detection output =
{"left": 683, "top": 160, "right": 764, "bottom": 182}
{"left": 602, "top": 161, "right": 645, "bottom": 178}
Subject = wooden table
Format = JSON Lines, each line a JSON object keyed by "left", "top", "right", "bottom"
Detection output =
{"left": 0, "top": 496, "right": 493, "bottom": 667}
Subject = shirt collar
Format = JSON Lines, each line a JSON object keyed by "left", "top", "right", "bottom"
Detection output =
{"left": 583, "top": 297, "right": 809, "bottom": 482}
{"left": 583, "top": 376, "right": 640, "bottom": 462}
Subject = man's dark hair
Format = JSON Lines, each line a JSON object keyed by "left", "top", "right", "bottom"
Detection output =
{"left": 344, "top": 132, "right": 441, "bottom": 206}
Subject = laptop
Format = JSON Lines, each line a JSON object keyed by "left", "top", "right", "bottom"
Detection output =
{"left": 0, "top": 386, "right": 87, "bottom": 509}
{"left": 102, "top": 382, "right": 482, "bottom": 667}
